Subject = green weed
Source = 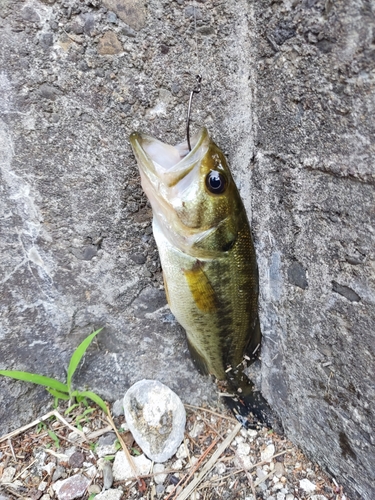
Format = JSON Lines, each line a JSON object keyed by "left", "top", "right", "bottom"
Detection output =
{"left": 0, "top": 329, "right": 108, "bottom": 414}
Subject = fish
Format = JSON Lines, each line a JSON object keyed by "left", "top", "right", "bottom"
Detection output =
{"left": 130, "top": 127, "right": 276, "bottom": 428}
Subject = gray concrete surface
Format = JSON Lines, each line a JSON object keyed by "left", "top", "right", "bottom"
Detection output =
{"left": 0, "top": 0, "right": 374, "bottom": 498}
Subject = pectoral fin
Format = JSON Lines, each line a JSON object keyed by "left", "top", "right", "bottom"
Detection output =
{"left": 183, "top": 260, "right": 218, "bottom": 313}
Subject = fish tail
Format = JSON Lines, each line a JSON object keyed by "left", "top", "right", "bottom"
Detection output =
{"left": 224, "top": 370, "right": 283, "bottom": 433}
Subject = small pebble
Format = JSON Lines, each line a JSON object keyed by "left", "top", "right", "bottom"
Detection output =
{"left": 272, "top": 482, "right": 283, "bottom": 490}
{"left": 96, "top": 444, "right": 118, "bottom": 458}
{"left": 112, "top": 452, "right": 151, "bottom": 481}
{"left": 98, "top": 433, "right": 117, "bottom": 446}
{"left": 68, "top": 432, "right": 80, "bottom": 442}
{"left": 274, "top": 462, "right": 285, "bottom": 477}
{"left": 88, "top": 484, "right": 101, "bottom": 494}
{"left": 234, "top": 436, "right": 244, "bottom": 444}
{"left": 69, "top": 452, "right": 85, "bottom": 469}
{"left": 53, "top": 474, "right": 90, "bottom": 500}
{"left": 112, "top": 400, "right": 124, "bottom": 417}
{"left": 95, "top": 490, "right": 123, "bottom": 500}
{"left": 261, "top": 444, "right": 275, "bottom": 462}
{"left": 169, "top": 475, "right": 180, "bottom": 485}
{"left": 42, "top": 462, "right": 55, "bottom": 475}
{"left": 153, "top": 463, "right": 167, "bottom": 485}
{"left": 171, "top": 459, "right": 183, "bottom": 470}
{"left": 64, "top": 447, "right": 78, "bottom": 458}
{"left": 176, "top": 443, "right": 188, "bottom": 459}
{"left": 83, "top": 462, "right": 98, "bottom": 479}
{"left": 237, "top": 442, "right": 250, "bottom": 456}
{"left": 300, "top": 478, "right": 316, "bottom": 493}
{"left": 103, "top": 461, "right": 114, "bottom": 489}
{"left": 155, "top": 484, "right": 165, "bottom": 496}
{"left": 189, "top": 421, "right": 205, "bottom": 438}
{"left": 38, "top": 481, "right": 48, "bottom": 491}
{"left": 52, "top": 465, "right": 66, "bottom": 482}
{"left": 257, "top": 468, "right": 268, "bottom": 480}
{"left": 0, "top": 466, "right": 16, "bottom": 483}
{"left": 215, "top": 462, "right": 226, "bottom": 475}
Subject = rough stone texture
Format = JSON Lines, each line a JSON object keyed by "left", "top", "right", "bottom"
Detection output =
{"left": 0, "top": 0, "right": 373, "bottom": 498}
{"left": 53, "top": 474, "right": 90, "bottom": 500}
{"left": 251, "top": 2, "right": 375, "bottom": 500}
{"left": 94, "top": 490, "right": 123, "bottom": 500}
{"left": 123, "top": 379, "right": 186, "bottom": 462}
{"left": 112, "top": 452, "right": 151, "bottom": 481}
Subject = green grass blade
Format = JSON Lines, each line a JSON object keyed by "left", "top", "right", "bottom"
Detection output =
{"left": 48, "top": 430, "right": 60, "bottom": 448}
{"left": 65, "top": 403, "right": 80, "bottom": 415}
{"left": 0, "top": 370, "right": 68, "bottom": 393}
{"left": 78, "top": 390, "right": 108, "bottom": 415}
{"left": 67, "top": 328, "right": 103, "bottom": 392}
{"left": 47, "top": 389, "right": 71, "bottom": 400}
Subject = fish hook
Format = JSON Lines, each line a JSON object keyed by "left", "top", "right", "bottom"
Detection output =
{"left": 186, "top": 74, "right": 202, "bottom": 152}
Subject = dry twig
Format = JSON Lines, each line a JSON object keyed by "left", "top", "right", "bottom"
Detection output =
{"left": 165, "top": 438, "right": 219, "bottom": 500}
{"left": 175, "top": 423, "right": 242, "bottom": 500}
{"left": 106, "top": 403, "right": 140, "bottom": 483}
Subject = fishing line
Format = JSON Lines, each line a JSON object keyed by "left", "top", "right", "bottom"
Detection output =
{"left": 186, "top": 0, "right": 202, "bottom": 151}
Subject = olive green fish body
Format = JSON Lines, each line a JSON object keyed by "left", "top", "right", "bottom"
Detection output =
{"left": 130, "top": 127, "right": 260, "bottom": 382}
{"left": 154, "top": 211, "right": 259, "bottom": 380}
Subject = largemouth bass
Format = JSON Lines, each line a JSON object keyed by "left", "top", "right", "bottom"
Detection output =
{"left": 130, "top": 127, "right": 274, "bottom": 427}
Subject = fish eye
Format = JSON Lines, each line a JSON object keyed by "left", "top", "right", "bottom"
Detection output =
{"left": 205, "top": 170, "right": 227, "bottom": 194}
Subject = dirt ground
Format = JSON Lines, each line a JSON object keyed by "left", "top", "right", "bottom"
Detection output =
{"left": 0, "top": 400, "right": 349, "bottom": 500}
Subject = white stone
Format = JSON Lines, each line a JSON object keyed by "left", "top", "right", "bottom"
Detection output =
{"left": 272, "top": 482, "right": 284, "bottom": 490}
{"left": 171, "top": 459, "right": 183, "bottom": 470}
{"left": 235, "top": 454, "right": 253, "bottom": 470}
{"left": 42, "top": 463, "right": 55, "bottom": 475}
{"left": 176, "top": 443, "right": 188, "bottom": 459}
{"left": 189, "top": 421, "right": 205, "bottom": 438}
{"left": 237, "top": 442, "right": 250, "bottom": 456}
{"left": 112, "top": 452, "right": 151, "bottom": 481}
{"left": 215, "top": 462, "right": 226, "bottom": 475}
{"left": 299, "top": 478, "right": 316, "bottom": 493}
{"left": 153, "top": 463, "right": 167, "bottom": 485}
{"left": 97, "top": 458, "right": 108, "bottom": 471}
{"left": 96, "top": 444, "right": 118, "bottom": 458}
{"left": 276, "top": 494, "right": 285, "bottom": 500}
{"left": 285, "top": 495, "right": 295, "bottom": 500}
{"left": 123, "top": 380, "right": 186, "bottom": 463}
{"left": 84, "top": 465, "right": 97, "bottom": 478}
{"left": 256, "top": 467, "right": 268, "bottom": 479}
{"left": 38, "top": 481, "right": 48, "bottom": 491}
{"left": 310, "top": 496, "right": 328, "bottom": 500}
{"left": 261, "top": 444, "right": 275, "bottom": 462}
{"left": 0, "top": 466, "right": 16, "bottom": 483}
{"left": 247, "top": 429, "right": 258, "bottom": 438}
{"left": 64, "top": 447, "right": 77, "bottom": 458}
{"left": 94, "top": 489, "right": 123, "bottom": 500}
{"left": 68, "top": 432, "right": 80, "bottom": 442}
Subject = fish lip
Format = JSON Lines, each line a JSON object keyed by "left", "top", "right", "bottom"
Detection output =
{"left": 129, "top": 127, "right": 209, "bottom": 184}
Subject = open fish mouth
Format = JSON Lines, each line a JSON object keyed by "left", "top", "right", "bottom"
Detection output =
{"left": 129, "top": 127, "right": 210, "bottom": 187}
